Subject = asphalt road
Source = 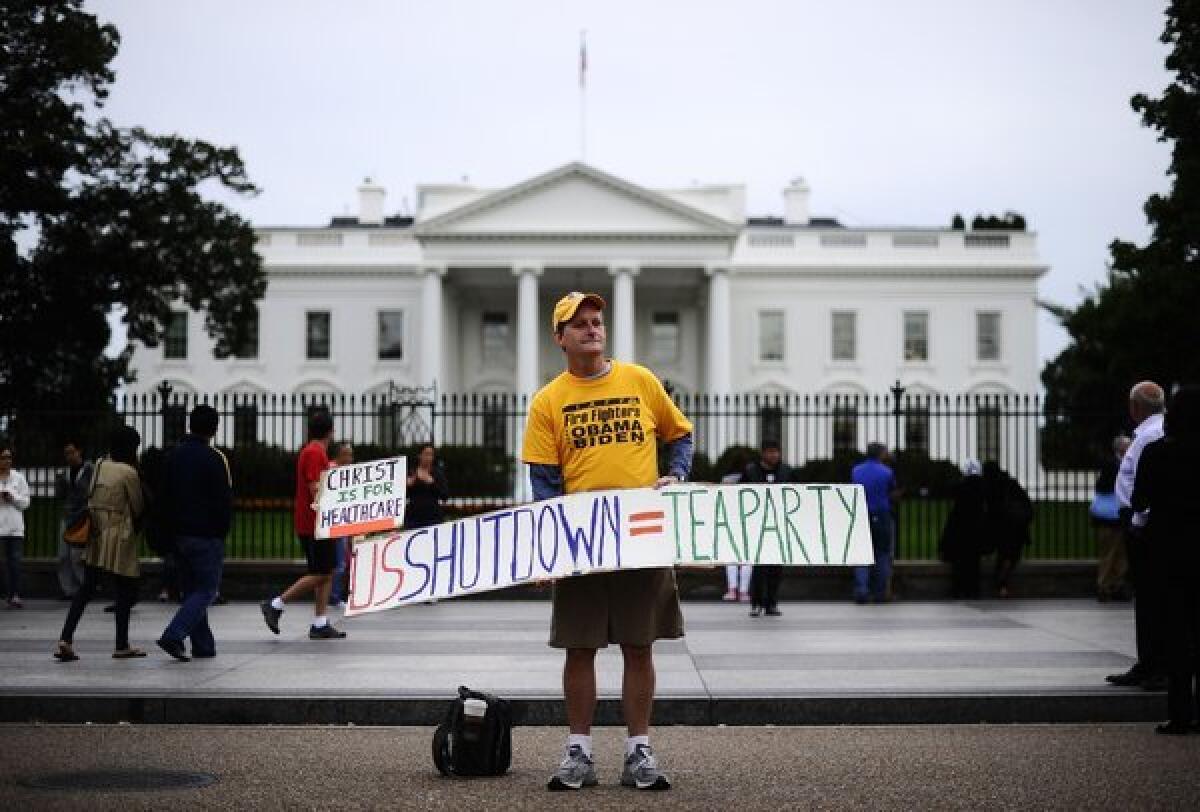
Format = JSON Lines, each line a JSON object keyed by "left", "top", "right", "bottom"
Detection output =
{"left": 1, "top": 723, "right": 1198, "bottom": 810}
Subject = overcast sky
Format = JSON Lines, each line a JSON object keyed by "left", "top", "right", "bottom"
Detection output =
{"left": 88, "top": 0, "right": 1173, "bottom": 369}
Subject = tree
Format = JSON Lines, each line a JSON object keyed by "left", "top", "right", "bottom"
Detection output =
{"left": 0, "top": 1, "right": 264, "bottom": 413}
{"left": 1041, "top": 0, "right": 1200, "bottom": 461}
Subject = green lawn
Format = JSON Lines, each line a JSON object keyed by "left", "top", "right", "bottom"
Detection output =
{"left": 20, "top": 497, "right": 1098, "bottom": 561}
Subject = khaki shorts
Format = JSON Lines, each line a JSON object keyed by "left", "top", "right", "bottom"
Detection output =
{"left": 549, "top": 567, "right": 684, "bottom": 649}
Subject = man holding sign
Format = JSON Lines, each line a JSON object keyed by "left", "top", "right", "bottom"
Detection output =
{"left": 523, "top": 291, "right": 693, "bottom": 792}
{"left": 260, "top": 412, "right": 347, "bottom": 640}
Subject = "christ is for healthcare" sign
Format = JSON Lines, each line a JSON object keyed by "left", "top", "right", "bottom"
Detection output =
{"left": 315, "top": 456, "right": 407, "bottom": 540}
{"left": 345, "top": 483, "right": 872, "bottom": 616}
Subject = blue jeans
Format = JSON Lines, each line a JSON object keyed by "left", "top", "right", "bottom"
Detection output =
{"left": 1, "top": 536, "right": 22, "bottom": 599}
{"left": 161, "top": 536, "right": 224, "bottom": 656}
{"left": 854, "top": 512, "right": 894, "bottom": 601}
{"left": 331, "top": 539, "right": 347, "bottom": 603}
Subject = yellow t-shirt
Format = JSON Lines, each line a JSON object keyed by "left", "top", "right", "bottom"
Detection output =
{"left": 522, "top": 361, "right": 693, "bottom": 494}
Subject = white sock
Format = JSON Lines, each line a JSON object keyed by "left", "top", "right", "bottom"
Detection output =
{"left": 312, "top": 615, "right": 328, "bottom": 628}
{"left": 625, "top": 735, "right": 649, "bottom": 756}
{"left": 724, "top": 565, "right": 738, "bottom": 590}
{"left": 567, "top": 734, "right": 592, "bottom": 757}
{"left": 270, "top": 596, "right": 284, "bottom": 610}
{"left": 739, "top": 565, "right": 753, "bottom": 593}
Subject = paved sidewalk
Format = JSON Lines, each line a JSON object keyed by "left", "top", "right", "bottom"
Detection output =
{"left": 0, "top": 598, "right": 1163, "bottom": 725}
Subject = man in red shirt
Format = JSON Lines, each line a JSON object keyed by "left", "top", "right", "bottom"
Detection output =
{"left": 260, "top": 411, "right": 346, "bottom": 639}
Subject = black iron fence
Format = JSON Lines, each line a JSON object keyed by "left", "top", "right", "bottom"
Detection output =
{"left": 1, "top": 389, "right": 1113, "bottom": 561}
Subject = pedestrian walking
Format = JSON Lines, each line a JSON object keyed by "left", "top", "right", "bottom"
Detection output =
{"left": 260, "top": 411, "right": 346, "bottom": 640}
{"left": 155, "top": 405, "right": 232, "bottom": 662}
{"left": 1091, "top": 435, "right": 1132, "bottom": 601}
{"left": 851, "top": 443, "right": 900, "bottom": 604}
{"left": 54, "top": 426, "right": 146, "bottom": 661}
{"left": 1109, "top": 381, "right": 1168, "bottom": 691}
{"left": 939, "top": 460, "right": 987, "bottom": 599}
{"left": 741, "top": 440, "right": 792, "bottom": 617}
{"left": 719, "top": 464, "right": 751, "bottom": 604}
{"left": 982, "top": 460, "right": 1034, "bottom": 599}
{"left": 403, "top": 443, "right": 449, "bottom": 530}
{"left": 523, "top": 291, "right": 693, "bottom": 792}
{"left": 54, "top": 437, "right": 93, "bottom": 600}
{"left": 0, "top": 442, "right": 31, "bottom": 609}
{"left": 1131, "top": 385, "right": 1200, "bottom": 734}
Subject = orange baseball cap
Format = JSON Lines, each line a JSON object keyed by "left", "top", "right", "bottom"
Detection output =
{"left": 551, "top": 291, "right": 606, "bottom": 331}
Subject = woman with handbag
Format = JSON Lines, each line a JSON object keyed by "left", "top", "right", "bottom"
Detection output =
{"left": 54, "top": 426, "right": 146, "bottom": 662}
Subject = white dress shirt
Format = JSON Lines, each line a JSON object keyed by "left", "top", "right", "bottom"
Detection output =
{"left": 1114, "top": 412, "right": 1164, "bottom": 528}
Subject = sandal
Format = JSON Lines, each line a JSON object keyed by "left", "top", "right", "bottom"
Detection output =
{"left": 53, "top": 642, "right": 79, "bottom": 662}
{"left": 112, "top": 647, "right": 148, "bottom": 659}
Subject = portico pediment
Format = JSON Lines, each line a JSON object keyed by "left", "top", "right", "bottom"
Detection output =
{"left": 414, "top": 163, "right": 740, "bottom": 240}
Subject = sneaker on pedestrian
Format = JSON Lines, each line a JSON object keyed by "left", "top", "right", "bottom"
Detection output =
{"left": 260, "top": 600, "right": 282, "bottom": 634}
{"left": 721, "top": 588, "right": 737, "bottom": 602}
{"left": 547, "top": 744, "right": 597, "bottom": 791}
{"left": 621, "top": 743, "right": 670, "bottom": 790}
{"left": 738, "top": 591, "right": 751, "bottom": 603}
{"left": 765, "top": 606, "right": 783, "bottom": 617}
{"left": 155, "top": 637, "right": 190, "bottom": 662}
{"left": 308, "top": 623, "right": 347, "bottom": 640}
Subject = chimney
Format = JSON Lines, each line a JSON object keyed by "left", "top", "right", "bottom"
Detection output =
{"left": 783, "top": 177, "right": 810, "bottom": 225}
{"left": 358, "top": 177, "right": 385, "bottom": 225}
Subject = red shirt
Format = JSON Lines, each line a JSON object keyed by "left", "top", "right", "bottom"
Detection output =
{"left": 293, "top": 440, "right": 329, "bottom": 536}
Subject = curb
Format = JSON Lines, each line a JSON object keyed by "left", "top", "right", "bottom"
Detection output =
{"left": 0, "top": 692, "right": 1163, "bottom": 727}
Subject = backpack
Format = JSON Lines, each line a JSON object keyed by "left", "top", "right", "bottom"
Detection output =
{"left": 432, "top": 686, "right": 513, "bottom": 777}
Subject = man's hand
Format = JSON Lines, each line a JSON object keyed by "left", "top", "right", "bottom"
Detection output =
{"left": 654, "top": 475, "right": 680, "bottom": 489}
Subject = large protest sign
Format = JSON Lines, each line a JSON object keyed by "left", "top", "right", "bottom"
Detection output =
{"left": 346, "top": 483, "right": 871, "bottom": 616}
{"left": 315, "top": 457, "right": 407, "bottom": 540}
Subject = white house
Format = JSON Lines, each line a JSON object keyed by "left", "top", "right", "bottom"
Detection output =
{"left": 130, "top": 162, "right": 1046, "bottom": 407}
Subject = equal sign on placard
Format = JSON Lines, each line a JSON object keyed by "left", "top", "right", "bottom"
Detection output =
{"left": 629, "top": 510, "right": 665, "bottom": 536}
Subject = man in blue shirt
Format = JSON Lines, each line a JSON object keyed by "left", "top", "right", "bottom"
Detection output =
{"left": 851, "top": 443, "right": 900, "bottom": 604}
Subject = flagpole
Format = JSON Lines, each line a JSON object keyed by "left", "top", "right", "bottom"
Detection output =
{"left": 579, "top": 29, "right": 587, "bottom": 162}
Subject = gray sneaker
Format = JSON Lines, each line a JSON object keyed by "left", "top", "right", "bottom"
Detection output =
{"left": 547, "top": 745, "right": 597, "bottom": 791}
{"left": 621, "top": 743, "right": 671, "bottom": 790}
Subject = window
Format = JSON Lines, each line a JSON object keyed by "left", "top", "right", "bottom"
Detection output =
{"left": 378, "top": 311, "right": 404, "bottom": 360}
{"left": 905, "top": 405, "right": 930, "bottom": 454}
{"left": 482, "top": 312, "right": 510, "bottom": 363}
{"left": 832, "top": 311, "right": 856, "bottom": 361}
{"left": 650, "top": 312, "right": 679, "bottom": 364}
{"left": 759, "top": 405, "right": 783, "bottom": 450}
{"left": 234, "top": 309, "right": 259, "bottom": 359}
{"left": 977, "top": 406, "right": 1001, "bottom": 462}
{"left": 306, "top": 311, "right": 331, "bottom": 360}
{"left": 833, "top": 404, "right": 858, "bottom": 454}
{"left": 758, "top": 310, "right": 784, "bottom": 362}
{"left": 164, "top": 312, "right": 187, "bottom": 360}
{"left": 233, "top": 404, "right": 257, "bottom": 447}
{"left": 903, "top": 311, "right": 928, "bottom": 362}
{"left": 977, "top": 312, "right": 1001, "bottom": 361}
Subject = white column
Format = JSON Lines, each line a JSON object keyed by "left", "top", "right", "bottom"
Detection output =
{"left": 512, "top": 263, "right": 542, "bottom": 503}
{"left": 419, "top": 264, "right": 446, "bottom": 391}
{"left": 608, "top": 263, "right": 639, "bottom": 361}
{"left": 513, "top": 263, "right": 542, "bottom": 398}
{"left": 705, "top": 265, "right": 732, "bottom": 393}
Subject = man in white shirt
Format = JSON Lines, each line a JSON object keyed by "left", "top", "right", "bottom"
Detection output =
{"left": 1107, "top": 381, "right": 1167, "bottom": 689}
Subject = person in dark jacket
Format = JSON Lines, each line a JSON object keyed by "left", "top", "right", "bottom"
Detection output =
{"left": 741, "top": 440, "right": 792, "bottom": 617}
{"left": 54, "top": 438, "right": 94, "bottom": 600}
{"left": 155, "top": 404, "right": 232, "bottom": 661}
{"left": 1132, "top": 385, "right": 1200, "bottom": 735}
{"left": 404, "top": 444, "right": 449, "bottom": 530}
{"left": 982, "top": 461, "right": 1033, "bottom": 599}
{"left": 939, "top": 460, "right": 987, "bottom": 599}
